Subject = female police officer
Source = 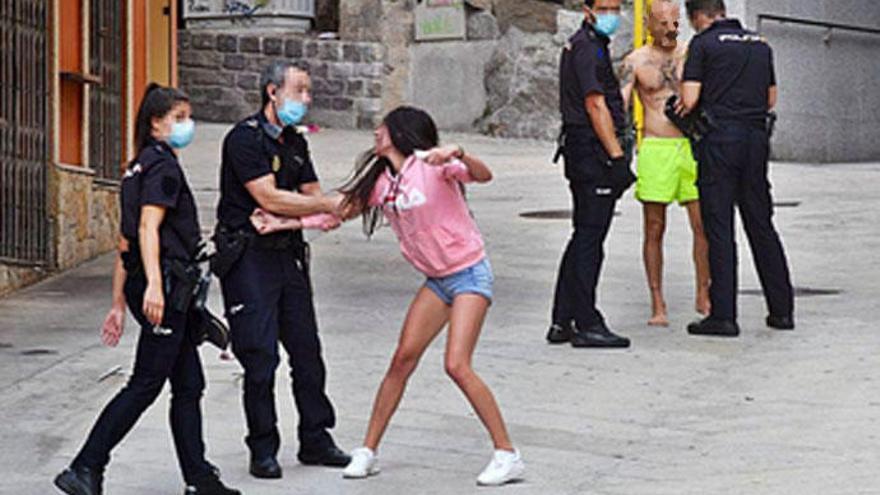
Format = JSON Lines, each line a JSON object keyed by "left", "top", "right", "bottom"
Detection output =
{"left": 53, "top": 84, "right": 240, "bottom": 495}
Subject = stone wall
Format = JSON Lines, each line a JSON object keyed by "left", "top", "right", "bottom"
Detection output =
{"left": 51, "top": 165, "right": 119, "bottom": 271}
{"left": 178, "top": 30, "right": 386, "bottom": 128}
{"left": 477, "top": 8, "right": 634, "bottom": 141}
{"left": 0, "top": 165, "right": 119, "bottom": 298}
{"left": 407, "top": 41, "right": 496, "bottom": 131}
{"left": 334, "top": 0, "right": 625, "bottom": 136}
{"left": 339, "top": 0, "right": 382, "bottom": 42}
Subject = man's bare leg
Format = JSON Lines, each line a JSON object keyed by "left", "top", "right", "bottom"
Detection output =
{"left": 685, "top": 201, "right": 711, "bottom": 315}
{"left": 643, "top": 202, "right": 669, "bottom": 326}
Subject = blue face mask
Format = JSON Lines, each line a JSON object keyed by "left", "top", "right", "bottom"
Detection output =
{"left": 167, "top": 119, "right": 195, "bottom": 149}
{"left": 276, "top": 98, "right": 308, "bottom": 127}
{"left": 595, "top": 13, "right": 621, "bottom": 37}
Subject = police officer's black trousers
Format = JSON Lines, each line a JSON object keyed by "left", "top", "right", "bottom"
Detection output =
{"left": 696, "top": 125, "right": 794, "bottom": 321}
{"left": 72, "top": 271, "right": 213, "bottom": 484}
{"left": 221, "top": 245, "right": 336, "bottom": 461}
{"left": 552, "top": 181, "right": 618, "bottom": 329}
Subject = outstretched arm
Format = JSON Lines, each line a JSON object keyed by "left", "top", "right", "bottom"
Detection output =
{"left": 245, "top": 174, "right": 337, "bottom": 218}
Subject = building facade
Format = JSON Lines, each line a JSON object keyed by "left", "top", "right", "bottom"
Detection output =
{"left": 729, "top": 0, "right": 880, "bottom": 163}
{"left": 0, "top": 0, "right": 179, "bottom": 296}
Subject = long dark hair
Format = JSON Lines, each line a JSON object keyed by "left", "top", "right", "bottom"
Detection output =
{"left": 134, "top": 83, "right": 190, "bottom": 153}
{"left": 339, "top": 106, "right": 439, "bottom": 237}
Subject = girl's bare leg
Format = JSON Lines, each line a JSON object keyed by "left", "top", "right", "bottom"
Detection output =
{"left": 363, "top": 287, "right": 450, "bottom": 451}
{"left": 444, "top": 294, "right": 513, "bottom": 451}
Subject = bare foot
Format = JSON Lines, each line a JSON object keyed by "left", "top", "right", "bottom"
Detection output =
{"left": 649, "top": 293, "right": 668, "bottom": 327}
{"left": 648, "top": 313, "right": 670, "bottom": 327}
{"left": 696, "top": 295, "right": 711, "bottom": 316}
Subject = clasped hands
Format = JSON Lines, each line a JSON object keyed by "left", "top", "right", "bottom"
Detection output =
{"left": 249, "top": 194, "right": 346, "bottom": 235}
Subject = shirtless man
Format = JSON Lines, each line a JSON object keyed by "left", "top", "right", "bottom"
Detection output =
{"left": 620, "top": 0, "right": 710, "bottom": 326}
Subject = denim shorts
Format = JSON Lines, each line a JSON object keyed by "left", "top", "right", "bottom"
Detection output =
{"left": 425, "top": 258, "right": 494, "bottom": 305}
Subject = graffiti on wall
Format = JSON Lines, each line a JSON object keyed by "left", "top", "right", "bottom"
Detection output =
{"left": 415, "top": 0, "right": 466, "bottom": 41}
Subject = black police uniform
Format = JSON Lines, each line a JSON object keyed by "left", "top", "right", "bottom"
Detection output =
{"left": 71, "top": 138, "right": 216, "bottom": 486}
{"left": 551, "top": 22, "right": 628, "bottom": 336}
{"left": 216, "top": 112, "right": 338, "bottom": 464}
{"left": 683, "top": 18, "right": 794, "bottom": 324}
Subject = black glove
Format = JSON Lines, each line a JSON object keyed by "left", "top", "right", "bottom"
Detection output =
{"left": 605, "top": 155, "right": 637, "bottom": 195}
{"left": 664, "top": 95, "right": 716, "bottom": 142}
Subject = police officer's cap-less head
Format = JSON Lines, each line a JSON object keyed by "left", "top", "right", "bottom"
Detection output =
{"left": 685, "top": 0, "right": 726, "bottom": 32}
{"left": 134, "top": 84, "right": 195, "bottom": 152}
{"left": 260, "top": 60, "right": 312, "bottom": 127}
{"left": 583, "top": 0, "right": 623, "bottom": 37}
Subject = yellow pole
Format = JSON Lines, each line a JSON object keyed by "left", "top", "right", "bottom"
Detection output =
{"left": 633, "top": 0, "right": 652, "bottom": 146}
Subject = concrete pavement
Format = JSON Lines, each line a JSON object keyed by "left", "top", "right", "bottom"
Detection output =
{"left": 1, "top": 124, "right": 879, "bottom": 495}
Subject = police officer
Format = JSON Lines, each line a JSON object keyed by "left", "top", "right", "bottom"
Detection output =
{"left": 54, "top": 85, "right": 239, "bottom": 495}
{"left": 547, "top": 0, "right": 636, "bottom": 349}
{"left": 679, "top": 0, "right": 795, "bottom": 337}
{"left": 215, "top": 61, "right": 349, "bottom": 479}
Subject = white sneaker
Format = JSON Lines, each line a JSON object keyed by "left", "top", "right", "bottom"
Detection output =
{"left": 343, "top": 447, "right": 380, "bottom": 479}
{"left": 476, "top": 449, "right": 525, "bottom": 486}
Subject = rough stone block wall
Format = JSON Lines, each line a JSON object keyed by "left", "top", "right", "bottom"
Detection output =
{"left": 179, "top": 30, "right": 386, "bottom": 128}
{"left": 53, "top": 166, "right": 119, "bottom": 271}
{"left": 477, "top": 8, "right": 634, "bottom": 141}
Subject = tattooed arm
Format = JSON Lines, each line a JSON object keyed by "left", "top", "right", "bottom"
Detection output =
{"left": 619, "top": 52, "right": 637, "bottom": 111}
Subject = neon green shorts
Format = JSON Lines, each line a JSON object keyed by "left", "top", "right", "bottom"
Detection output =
{"left": 635, "top": 137, "right": 699, "bottom": 205}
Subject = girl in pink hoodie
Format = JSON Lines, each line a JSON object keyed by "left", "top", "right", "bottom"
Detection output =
{"left": 252, "top": 106, "right": 524, "bottom": 486}
{"left": 338, "top": 106, "right": 523, "bottom": 486}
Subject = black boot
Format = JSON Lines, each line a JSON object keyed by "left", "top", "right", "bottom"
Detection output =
{"left": 298, "top": 443, "right": 351, "bottom": 468}
{"left": 766, "top": 314, "right": 795, "bottom": 330}
{"left": 546, "top": 322, "right": 573, "bottom": 344}
{"left": 185, "top": 473, "right": 241, "bottom": 495}
{"left": 687, "top": 317, "right": 740, "bottom": 337}
{"left": 570, "top": 322, "right": 631, "bottom": 348}
{"left": 249, "top": 456, "right": 282, "bottom": 479}
{"left": 54, "top": 466, "right": 103, "bottom": 495}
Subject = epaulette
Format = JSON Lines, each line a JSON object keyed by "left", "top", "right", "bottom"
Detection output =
{"left": 123, "top": 162, "right": 142, "bottom": 179}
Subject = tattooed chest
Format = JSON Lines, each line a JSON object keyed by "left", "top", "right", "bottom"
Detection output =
{"left": 639, "top": 57, "right": 680, "bottom": 93}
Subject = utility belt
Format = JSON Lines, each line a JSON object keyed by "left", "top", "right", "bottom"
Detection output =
{"left": 553, "top": 124, "right": 635, "bottom": 165}
{"left": 122, "top": 247, "right": 203, "bottom": 313}
{"left": 553, "top": 124, "right": 636, "bottom": 196}
{"left": 665, "top": 96, "right": 778, "bottom": 142}
{"left": 210, "top": 223, "right": 309, "bottom": 279}
{"left": 121, "top": 246, "right": 229, "bottom": 350}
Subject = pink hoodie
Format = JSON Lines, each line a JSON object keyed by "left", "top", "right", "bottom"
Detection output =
{"left": 366, "top": 156, "right": 486, "bottom": 278}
